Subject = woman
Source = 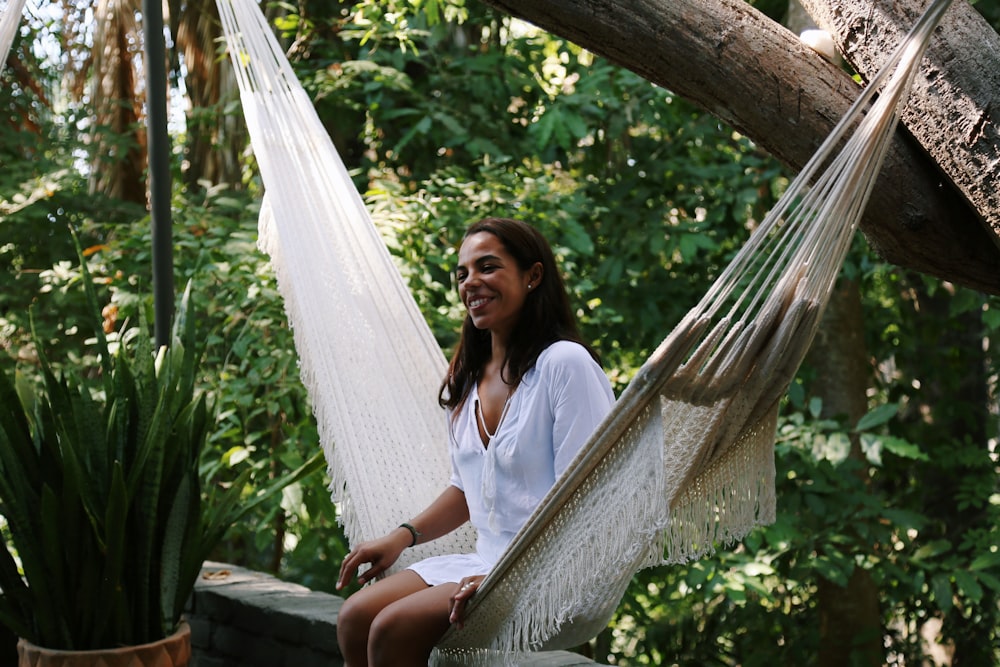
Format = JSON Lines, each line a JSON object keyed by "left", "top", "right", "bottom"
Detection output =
{"left": 335, "top": 217, "right": 614, "bottom": 666}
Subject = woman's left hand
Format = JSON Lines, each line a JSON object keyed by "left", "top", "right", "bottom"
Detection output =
{"left": 449, "top": 575, "right": 486, "bottom": 628}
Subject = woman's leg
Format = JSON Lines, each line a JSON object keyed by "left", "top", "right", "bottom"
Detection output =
{"left": 337, "top": 570, "right": 429, "bottom": 667}
{"left": 368, "top": 582, "right": 455, "bottom": 667}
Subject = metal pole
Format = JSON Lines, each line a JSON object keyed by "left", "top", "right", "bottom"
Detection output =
{"left": 143, "top": 0, "right": 174, "bottom": 347}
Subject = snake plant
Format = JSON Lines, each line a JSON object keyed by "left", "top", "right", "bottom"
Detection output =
{"left": 0, "top": 244, "right": 322, "bottom": 650}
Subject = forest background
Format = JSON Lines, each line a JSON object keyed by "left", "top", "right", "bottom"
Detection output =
{"left": 1, "top": 0, "right": 998, "bottom": 664}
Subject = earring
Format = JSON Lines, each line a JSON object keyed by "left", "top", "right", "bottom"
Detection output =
{"left": 528, "top": 283, "right": 533, "bottom": 289}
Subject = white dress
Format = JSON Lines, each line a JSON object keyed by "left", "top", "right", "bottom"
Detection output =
{"left": 407, "top": 340, "right": 615, "bottom": 586}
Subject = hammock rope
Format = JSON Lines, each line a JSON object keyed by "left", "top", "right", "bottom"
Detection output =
{"left": 0, "top": 0, "right": 27, "bottom": 68}
{"left": 215, "top": 0, "right": 478, "bottom": 572}
{"left": 215, "top": 0, "right": 953, "bottom": 659}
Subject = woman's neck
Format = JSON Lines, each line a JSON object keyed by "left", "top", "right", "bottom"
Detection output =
{"left": 489, "top": 327, "right": 511, "bottom": 368}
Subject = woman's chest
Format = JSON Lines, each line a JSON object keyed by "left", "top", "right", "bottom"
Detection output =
{"left": 454, "top": 384, "right": 555, "bottom": 476}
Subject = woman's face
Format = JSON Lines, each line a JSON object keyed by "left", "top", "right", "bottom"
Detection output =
{"left": 456, "top": 231, "right": 537, "bottom": 340}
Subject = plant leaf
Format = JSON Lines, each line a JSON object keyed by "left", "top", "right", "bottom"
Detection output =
{"left": 854, "top": 402, "right": 898, "bottom": 432}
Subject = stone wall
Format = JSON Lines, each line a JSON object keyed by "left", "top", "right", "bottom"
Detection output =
{"left": 189, "top": 561, "right": 342, "bottom": 667}
{"left": 188, "top": 561, "right": 608, "bottom": 667}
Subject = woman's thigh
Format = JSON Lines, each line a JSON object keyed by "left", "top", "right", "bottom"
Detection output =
{"left": 369, "top": 583, "right": 456, "bottom": 661}
{"left": 338, "top": 570, "right": 440, "bottom": 665}
{"left": 340, "top": 570, "right": 430, "bottom": 628}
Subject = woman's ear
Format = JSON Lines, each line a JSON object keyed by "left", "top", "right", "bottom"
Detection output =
{"left": 529, "top": 262, "right": 543, "bottom": 288}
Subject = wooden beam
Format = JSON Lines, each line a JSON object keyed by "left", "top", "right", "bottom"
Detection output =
{"left": 478, "top": 0, "right": 1000, "bottom": 294}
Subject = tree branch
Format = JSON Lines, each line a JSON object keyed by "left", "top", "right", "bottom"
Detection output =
{"left": 799, "top": 0, "right": 1000, "bottom": 248}
{"left": 478, "top": 0, "right": 1000, "bottom": 295}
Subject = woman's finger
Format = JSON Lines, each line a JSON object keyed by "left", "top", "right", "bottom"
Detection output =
{"left": 358, "top": 560, "right": 383, "bottom": 585}
{"left": 449, "top": 579, "right": 479, "bottom": 627}
{"left": 337, "top": 547, "right": 373, "bottom": 589}
{"left": 336, "top": 551, "right": 358, "bottom": 590}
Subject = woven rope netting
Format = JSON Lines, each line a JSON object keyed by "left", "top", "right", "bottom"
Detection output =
{"left": 0, "top": 0, "right": 27, "bottom": 67}
{"left": 216, "top": 0, "right": 479, "bottom": 571}
{"left": 216, "top": 0, "right": 953, "bottom": 658}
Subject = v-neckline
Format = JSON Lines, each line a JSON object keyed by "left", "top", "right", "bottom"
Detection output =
{"left": 473, "top": 383, "right": 513, "bottom": 449}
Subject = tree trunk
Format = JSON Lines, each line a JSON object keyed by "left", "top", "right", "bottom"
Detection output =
{"left": 805, "top": 279, "right": 883, "bottom": 667}
{"left": 91, "top": 0, "right": 147, "bottom": 204}
{"left": 477, "top": 0, "right": 1000, "bottom": 295}
{"left": 176, "top": 0, "right": 246, "bottom": 188}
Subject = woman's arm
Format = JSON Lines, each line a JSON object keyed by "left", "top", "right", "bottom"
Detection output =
{"left": 548, "top": 342, "right": 616, "bottom": 477}
{"left": 336, "top": 485, "right": 469, "bottom": 589}
{"left": 402, "top": 484, "right": 471, "bottom": 544}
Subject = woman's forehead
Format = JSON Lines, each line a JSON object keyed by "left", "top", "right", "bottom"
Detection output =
{"left": 458, "top": 232, "right": 509, "bottom": 264}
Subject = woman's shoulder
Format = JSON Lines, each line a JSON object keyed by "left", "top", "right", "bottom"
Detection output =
{"left": 531, "top": 340, "right": 613, "bottom": 400}
{"left": 536, "top": 339, "right": 599, "bottom": 370}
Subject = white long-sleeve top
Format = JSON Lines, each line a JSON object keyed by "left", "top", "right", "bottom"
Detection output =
{"left": 408, "top": 340, "right": 615, "bottom": 585}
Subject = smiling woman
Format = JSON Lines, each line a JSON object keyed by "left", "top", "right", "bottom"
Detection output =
{"left": 456, "top": 231, "right": 538, "bottom": 339}
{"left": 445, "top": 218, "right": 592, "bottom": 409}
{"left": 334, "top": 218, "right": 615, "bottom": 667}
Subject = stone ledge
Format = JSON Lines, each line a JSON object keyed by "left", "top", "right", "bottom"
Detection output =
{"left": 189, "top": 561, "right": 607, "bottom": 666}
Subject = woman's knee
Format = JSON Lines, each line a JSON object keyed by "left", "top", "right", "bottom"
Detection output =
{"left": 367, "top": 606, "right": 406, "bottom": 647}
{"left": 338, "top": 570, "right": 428, "bottom": 638}
{"left": 368, "top": 601, "right": 448, "bottom": 664}
{"left": 337, "top": 593, "right": 378, "bottom": 661}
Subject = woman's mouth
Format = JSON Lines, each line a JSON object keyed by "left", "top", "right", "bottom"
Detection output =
{"left": 468, "top": 296, "right": 492, "bottom": 311}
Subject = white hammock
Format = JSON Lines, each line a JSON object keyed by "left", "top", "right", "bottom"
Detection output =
{"left": 0, "top": 0, "right": 26, "bottom": 67}
{"left": 215, "top": 0, "right": 952, "bottom": 660}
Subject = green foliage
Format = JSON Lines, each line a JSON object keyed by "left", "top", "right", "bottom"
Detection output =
{"left": 2, "top": 29, "right": 147, "bottom": 363}
{"left": 0, "top": 242, "right": 323, "bottom": 649}
{"left": 4, "top": 0, "right": 998, "bottom": 663}
{"left": 341, "top": 16, "right": 784, "bottom": 379}
{"left": 11, "top": 186, "right": 348, "bottom": 593}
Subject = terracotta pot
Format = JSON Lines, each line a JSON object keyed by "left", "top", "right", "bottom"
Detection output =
{"left": 16, "top": 622, "right": 191, "bottom": 667}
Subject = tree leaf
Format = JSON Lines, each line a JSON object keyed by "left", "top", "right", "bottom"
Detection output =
{"left": 878, "top": 436, "right": 930, "bottom": 462}
{"left": 953, "top": 570, "right": 983, "bottom": 603}
{"left": 930, "top": 573, "right": 953, "bottom": 613}
{"left": 913, "top": 539, "right": 952, "bottom": 561}
{"left": 969, "top": 550, "right": 1000, "bottom": 572}
{"left": 974, "top": 570, "right": 1000, "bottom": 594}
{"left": 854, "top": 402, "right": 898, "bottom": 431}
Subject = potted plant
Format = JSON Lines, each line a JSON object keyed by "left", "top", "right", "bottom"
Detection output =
{"left": 0, "top": 245, "right": 322, "bottom": 665}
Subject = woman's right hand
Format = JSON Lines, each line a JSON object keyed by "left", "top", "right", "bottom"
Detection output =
{"left": 336, "top": 527, "right": 411, "bottom": 590}
{"left": 336, "top": 486, "right": 469, "bottom": 591}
